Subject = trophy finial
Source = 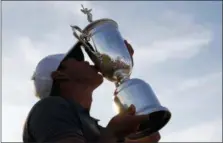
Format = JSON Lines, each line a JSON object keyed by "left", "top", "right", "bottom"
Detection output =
{"left": 81, "top": 4, "right": 93, "bottom": 23}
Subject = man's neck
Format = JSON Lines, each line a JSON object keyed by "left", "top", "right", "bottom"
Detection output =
{"left": 61, "top": 87, "right": 93, "bottom": 110}
{"left": 74, "top": 91, "right": 93, "bottom": 110}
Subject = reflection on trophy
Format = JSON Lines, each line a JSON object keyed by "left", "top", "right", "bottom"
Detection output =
{"left": 71, "top": 5, "right": 171, "bottom": 140}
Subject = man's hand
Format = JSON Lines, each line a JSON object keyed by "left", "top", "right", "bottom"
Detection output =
{"left": 125, "top": 132, "right": 161, "bottom": 143}
{"left": 113, "top": 92, "right": 161, "bottom": 143}
{"left": 105, "top": 104, "right": 149, "bottom": 140}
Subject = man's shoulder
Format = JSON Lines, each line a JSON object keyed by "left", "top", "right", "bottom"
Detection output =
{"left": 33, "top": 96, "right": 69, "bottom": 110}
{"left": 28, "top": 96, "right": 72, "bottom": 120}
{"left": 25, "top": 96, "right": 86, "bottom": 142}
{"left": 27, "top": 96, "right": 81, "bottom": 129}
{"left": 37, "top": 96, "right": 68, "bottom": 104}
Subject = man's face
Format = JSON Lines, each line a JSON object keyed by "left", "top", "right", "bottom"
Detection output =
{"left": 58, "top": 58, "right": 104, "bottom": 88}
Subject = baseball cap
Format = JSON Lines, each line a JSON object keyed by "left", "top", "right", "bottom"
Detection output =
{"left": 32, "top": 42, "right": 84, "bottom": 99}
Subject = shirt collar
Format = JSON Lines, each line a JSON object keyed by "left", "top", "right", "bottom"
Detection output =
{"left": 69, "top": 98, "right": 100, "bottom": 122}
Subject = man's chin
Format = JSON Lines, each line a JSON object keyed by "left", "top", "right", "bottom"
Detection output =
{"left": 97, "top": 75, "right": 104, "bottom": 86}
{"left": 92, "top": 75, "right": 104, "bottom": 89}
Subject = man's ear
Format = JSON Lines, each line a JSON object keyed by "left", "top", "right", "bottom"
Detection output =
{"left": 51, "top": 71, "right": 69, "bottom": 81}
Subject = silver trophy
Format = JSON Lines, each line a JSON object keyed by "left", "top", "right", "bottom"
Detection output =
{"left": 71, "top": 5, "right": 171, "bottom": 139}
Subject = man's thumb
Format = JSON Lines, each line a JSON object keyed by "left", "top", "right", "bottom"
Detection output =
{"left": 126, "top": 104, "right": 136, "bottom": 115}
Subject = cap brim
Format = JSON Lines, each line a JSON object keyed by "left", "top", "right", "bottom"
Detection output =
{"left": 62, "top": 41, "right": 85, "bottom": 62}
{"left": 50, "top": 41, "right": 85, "bottom": 97}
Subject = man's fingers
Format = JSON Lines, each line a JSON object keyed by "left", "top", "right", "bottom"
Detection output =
{"left": 127, "top": 104, "right": 136, "bottom": 115}
{"left": 130, "top": 114, "right": 149, "bottom": 123}
{"left": 121, "top": 104, "right": 136, "bottom": 115}
{"left": 114, "top": 95, "right": 136, "bottom": 115}
{"left": 114, "top": 96, "right": 126, "bottom": 114}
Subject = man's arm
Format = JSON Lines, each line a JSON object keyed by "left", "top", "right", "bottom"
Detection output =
{"left": 54, "top": 128, "right": 117, "bottom": 143}
{"left": 97, "top": 125, "right": 160, "bottom": 143}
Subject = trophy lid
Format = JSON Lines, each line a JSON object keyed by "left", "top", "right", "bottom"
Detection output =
{"left": 80, "top": 5, "right": 118, "bottom": 35}
{"left": 83, "top": 19, "right": 118, "bottom": 34}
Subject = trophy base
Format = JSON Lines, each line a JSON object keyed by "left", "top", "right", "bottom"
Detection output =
{"left": 127, "top": 109, "right": 171, "bottom": 140}
{"left": 115, "top": 78, "right": 172, "bottom": 140}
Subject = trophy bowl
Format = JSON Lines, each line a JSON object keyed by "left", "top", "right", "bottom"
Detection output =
{"left": 71, "top": 19, "right": 133, "bottom": 83}
{"left": 114, "top": 78, "right": 171, "bottom": 139}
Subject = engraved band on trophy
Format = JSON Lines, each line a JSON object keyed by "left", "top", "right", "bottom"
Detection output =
{"left": 70, "top": 5, "right": 171, "bottom": 140}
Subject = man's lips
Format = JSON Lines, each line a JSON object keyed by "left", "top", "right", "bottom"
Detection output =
{"left": 90, "top": 65, "right": 100, "bottom": 72}
{"left": 94, "top": 65, "right": 100, "bottom": 71}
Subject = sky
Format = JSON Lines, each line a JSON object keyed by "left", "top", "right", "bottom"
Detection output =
{"left": 2, "top": 1, "right": 222, "bottom": 142}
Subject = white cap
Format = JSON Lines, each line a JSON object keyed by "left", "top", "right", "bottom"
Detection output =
{"left": 32, "top": 54, "right": 66, "bottom": 99}
{"left": 32, "top": 42, "right": 85, "bottom": 99}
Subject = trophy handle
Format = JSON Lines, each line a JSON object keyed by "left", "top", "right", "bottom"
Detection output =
{"left": 71, "top": 25, "right": 98, "bottom": 55}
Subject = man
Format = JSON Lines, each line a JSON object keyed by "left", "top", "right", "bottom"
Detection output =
{"left": 23, "top": 40, "right": 160, "bottom": 143}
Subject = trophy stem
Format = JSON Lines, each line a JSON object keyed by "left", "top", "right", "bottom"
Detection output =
{"left": 114, "top": 70, "right": 130, "bottom": 87}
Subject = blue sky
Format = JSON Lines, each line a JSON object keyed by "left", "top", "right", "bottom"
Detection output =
{"left": 2, "top": 1, "right": 222, "bottom": 142}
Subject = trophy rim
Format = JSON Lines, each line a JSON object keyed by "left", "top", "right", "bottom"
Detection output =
{"left": 82, "top": 18, "right": 118, "bottom": 35}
